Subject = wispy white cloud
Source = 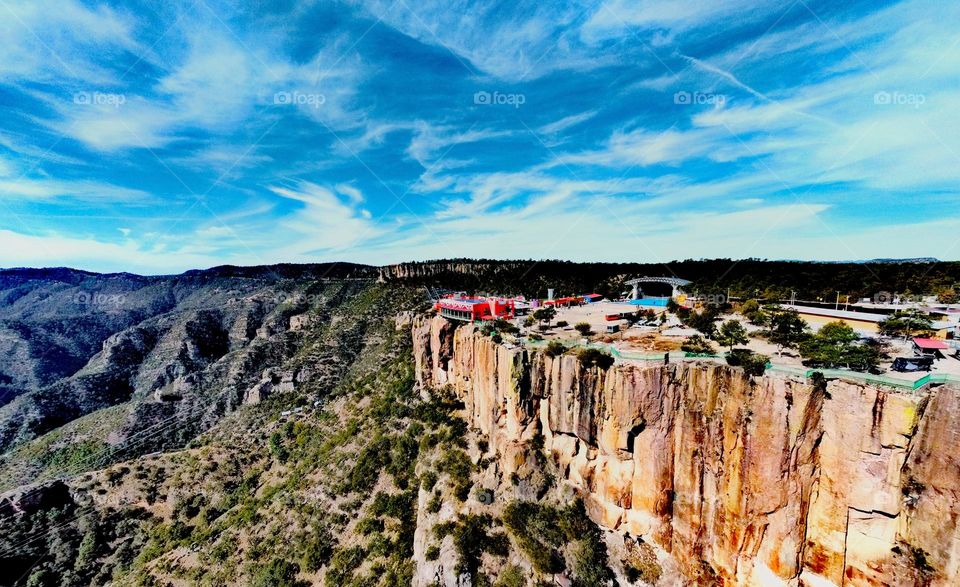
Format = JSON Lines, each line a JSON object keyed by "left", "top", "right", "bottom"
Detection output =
{"left": 406, "top": 122, "right": 512, "bottom": 167}
{"left": 0, "top": 177, "right": 149, "bottom": 202}
{"left": 538, "top": 110, "right": 598, "bottom": 135}
{"left": 39, "top": 25, "right": 366, "bottom": 151}
{"left": 0, "top": 0, "right": 141, "bottom": 83}
{"left": 268, "top": 181, "right": 379, "bottom": 252}
{"left": 581, "top": 0, "right": 782, "bottom": 44}
{"left": 353, "top": 0, "right": 606, "bottom": 79}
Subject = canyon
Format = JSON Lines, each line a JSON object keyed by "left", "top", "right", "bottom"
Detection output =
{"left": 412, "top": 314, "right": 960, "bottom": 586}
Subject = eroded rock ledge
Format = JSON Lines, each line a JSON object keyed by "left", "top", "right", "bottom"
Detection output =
{"left": 412, "top": 315, "right": 960, "bottom": 586}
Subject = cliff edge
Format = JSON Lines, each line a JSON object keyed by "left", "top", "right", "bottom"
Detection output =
{"left": 412, "top": 314, "right": 960, "bottom": 586}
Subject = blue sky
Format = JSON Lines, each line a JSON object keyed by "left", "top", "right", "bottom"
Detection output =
{"left": 0, "top": 0, "right": 958, "bottom": 273}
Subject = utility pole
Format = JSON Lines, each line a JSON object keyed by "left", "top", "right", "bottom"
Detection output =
{"left": 836, "top": 291, "right": 840, "bottom": 310}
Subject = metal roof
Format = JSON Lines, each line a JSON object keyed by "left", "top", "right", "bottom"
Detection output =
{"left": 913, "top": 338, "right": 949, "bottom": 350}
{"left": 624, "top": 277, "right": 692, "bottom": 287}
{"left": 780, "top": 304, "right": 888, "bottom": 322}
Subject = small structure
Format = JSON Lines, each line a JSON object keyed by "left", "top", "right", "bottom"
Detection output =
{"left": 913, "top": 337, "right": 948, "bottom": 358}
{"left": 544, "top": 296, "right": 584, "bottom": 307}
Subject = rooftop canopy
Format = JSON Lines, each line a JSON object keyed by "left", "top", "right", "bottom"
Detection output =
{"left": 913, "top": 338, "right": 949, "bottom": 350}
{"left": 624, "top": 277, "right": 692, "bottom": 287}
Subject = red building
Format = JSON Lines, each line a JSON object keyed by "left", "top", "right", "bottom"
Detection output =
{"left": 436, "top": 297, "right": 515, "bottom": 322}
{"left": 544, "top": 296, "right": 584, "bottom": 307}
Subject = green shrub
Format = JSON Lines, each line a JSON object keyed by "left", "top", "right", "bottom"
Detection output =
{"left": 325, "top": 546, "right": 366, "bottom": 586}
{"left": 420, "top": 470, "right": 439, "bottom": 491}
{"left": 434, "top": 514, "right": 508, "bottom": 576}
{"left": 544, "top": 341, "right": 566, "bottom": 358}
{"left": 725, "top": 348, "right": 768, "bottom": 376}
{"left": 209, "top": 534, "right": 237, "bottom": 563}
{"left": 494, "top": 565, "right": 525, "bottom": 587}
{"left": 576, "top": 348, "right": 614, "bottom": 370}
{"left": 269, "top": 431, "right": 289, "bottom": 463}
{"left": 437, "top": 448, "right": 473, "bottom": 501}
{"left": 574, "top": 322, "right": 592, "bottom": 336}
{"left": 371, "top": 490, "right": 416, "bottom": 520}
{"left": 491, "top": 319, "right": 519, "bottom": 335}
{"left": 427, "top": 491, "right": 443, "bottom": 514}
{"left": 681, "top": 334, "right": 715, "bottom": 354}
{"left": 251, "top": 558, "right": 304, "bottom": 587}
{"left": 502, "top": 499, "right": 612, "bottom": 582}
{"left": 344, "top": 434, "right": 392, "bottom": 494}
{"left": 301, "top": 528, "right": 335, "bottom": 572}
{"left": 623, "top": 541, "right": 662, "bottom": 584}
{"left": 571, "top": 537, "right": 613, "bottom": 587}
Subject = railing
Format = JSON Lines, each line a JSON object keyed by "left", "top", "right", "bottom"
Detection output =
{"left": 764, "top": 364, "right": 960, "bottom": 391}
{"left": 521, "top": 335, "right": 960, "bottom": 392}
{"left": 524, "top": 338, "right": 666, "bottom": 362}
{"left": 474, "top": 320, "right": 960, "bottom": 392}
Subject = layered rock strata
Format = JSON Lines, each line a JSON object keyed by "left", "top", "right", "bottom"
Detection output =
{"left": 412, "top": 315, "right": 960, "bottom": 586}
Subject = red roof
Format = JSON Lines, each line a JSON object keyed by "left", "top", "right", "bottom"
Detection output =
{"left": 913, "top": 338, "right": 948, "bottom": 350}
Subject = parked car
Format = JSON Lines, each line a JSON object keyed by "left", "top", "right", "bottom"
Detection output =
{"left": 892, "top": 357, "right": 934, "bottom": 372}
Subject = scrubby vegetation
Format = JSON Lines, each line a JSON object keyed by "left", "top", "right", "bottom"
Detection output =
{"left": 681, "top": 334, "right": 715, "bottom": 354}
{"left": 725, "top": 348, "right": 769, "bottom": 376}
{"left": 799, "top": 321, "right": 881, "bottom": 371}
{"left": 502, "top": 499, "right": 613, "bottom": 586}
{"left": 544, "top": 340, "right": 567, "bottom": 358}
{"left": 576, "top": 348, "right": 615, "bottom": 370}
{"left": 382, "top": 258, "right": 960, "bottom": 303}
{"left": 574, "top": 322, "right": 592, "bottom": 336}
{"left": 434, "top": 514, "right": 509, "bottom": 577}
{"left": 0, "top": 285, "right": 460, "bottom": 586}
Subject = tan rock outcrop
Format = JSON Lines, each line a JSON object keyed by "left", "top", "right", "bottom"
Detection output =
{"left": 412, "top": 315, "right": 960, "bottom": 586}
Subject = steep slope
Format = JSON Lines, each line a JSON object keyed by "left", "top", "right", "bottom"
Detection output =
{"left": 0, "top": 283, "right": 427, "bottom": 586}
{"left": 0, "top": 264, "right": 373, "bottom": 410}
{"left": 0, "top": 269, "right": 375, "bottom": 490}
{"left": 412, "top": 314, "right": 960, "bottom": 586}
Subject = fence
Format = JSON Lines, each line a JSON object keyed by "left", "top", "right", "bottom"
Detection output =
{"left": 524, "top": 337, "right": 668, "bottom": 362}
{"left": 521, "top": 333, "right": 960, "bottom": 392}
{"left": 764, "top": 364, "right": 960, "bottom": 392}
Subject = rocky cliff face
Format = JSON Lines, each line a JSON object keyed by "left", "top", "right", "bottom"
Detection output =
{"left": 412, "top": 315, "right": 960, "bottom": 586}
